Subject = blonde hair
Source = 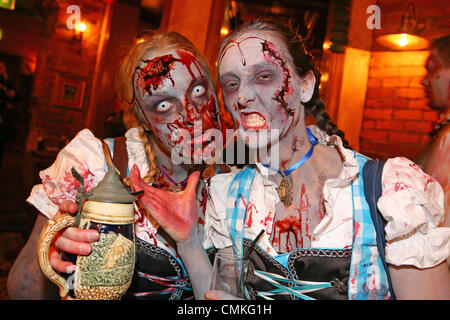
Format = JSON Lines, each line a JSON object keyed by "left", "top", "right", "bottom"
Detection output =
{"left": 116, "top": 30, "right": 213, "bottom": 184}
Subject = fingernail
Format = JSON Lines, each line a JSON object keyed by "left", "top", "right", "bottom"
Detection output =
{"left": 81, "top": 245, "right": 92, "bottom": 255}
{"left": 88, "top": 231, "right": 100, "bottom": 241}
{"left": 66, "top": 265, "right": 76, "bottom": 273}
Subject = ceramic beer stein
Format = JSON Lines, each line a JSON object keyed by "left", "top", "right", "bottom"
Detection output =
{"left": 37, "top": 143, "right": 136, "bottom": 300}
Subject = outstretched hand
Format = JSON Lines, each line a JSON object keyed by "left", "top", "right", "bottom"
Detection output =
{"left": 129, "top": 165, "right": 201, "bottom": 244}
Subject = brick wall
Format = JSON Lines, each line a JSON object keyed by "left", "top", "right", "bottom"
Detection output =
{"left": 360, "top": 51, "right": 438, "bottom": 160}
{"left": 359, "top": 0, "right": 450, "bottom": 161}
{"left": 26, "top": 0, "right": 106, "bottom": 151}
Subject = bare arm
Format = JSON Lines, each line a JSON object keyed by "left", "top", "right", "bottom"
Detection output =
{"left": 7, "top": 213, "right": 59, "bottom": 299}
{"left": 389, "top": 261, "right": 450, "bottom": 300}
{"left": 176, "top": 231, "right": 213, "bottom": 299}
{"left": 7, "top": 201, "right": 99, "bottom": 300}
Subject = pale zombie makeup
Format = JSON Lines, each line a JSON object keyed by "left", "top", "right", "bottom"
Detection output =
{"left": 218, "top": 33, "right": 304, "bottom": 149}
{"left": 422, "top": 51, "right": 450, "bottom": 111}
{"left": 134, "top": 48, "right": 220, "bottom": 162}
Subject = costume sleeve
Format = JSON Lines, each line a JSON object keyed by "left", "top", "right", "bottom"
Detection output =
{"left": 26, "top": 129, "right": 107, "bottom": 219}
{"left": 378, "top": 157, "right": 450, "bottom": 268}
{"left": 203, "top": 172, "right": 236, "bottom": 249}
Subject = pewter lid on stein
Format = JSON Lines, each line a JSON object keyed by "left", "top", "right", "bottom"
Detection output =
{"left": 88, "top": 166, "right": 136, "bottom": 204}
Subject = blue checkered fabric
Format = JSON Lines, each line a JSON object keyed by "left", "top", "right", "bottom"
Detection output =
{"left": 348, "top": 153, "right": 391, "bottom": 300}
{"left": 226, "top": 165, "right": 257, "bottom": 257}
{"left": 225, "top": 153, "right": 391, "bottom": 299}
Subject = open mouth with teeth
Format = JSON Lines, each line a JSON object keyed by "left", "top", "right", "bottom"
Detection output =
{"left": 241, "top": 112, "right": 268, "bottom": 131}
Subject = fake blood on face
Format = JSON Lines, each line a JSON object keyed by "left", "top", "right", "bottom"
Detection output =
{"left": 261, "top": 40, "right": 293, "bottom": 116}
{"left": 136, "top": 49, "right": 204, "bottom": 97}
{"left": 200, "top": 95, "right": 219, "bottom": 129}
{"left": 170, "top": 50, "right": 218, "bottom": 134}
{"left": 137, "top": 49, "right": 218, "bottom": 147}
{"left": 137, "top": 54, "right": 177, "bottom": 96}
{"left": 165, "top": 94, "right": 218, "bottom": 140}
{"left": 176, "top": 49, "right": 203, "bottom": 79}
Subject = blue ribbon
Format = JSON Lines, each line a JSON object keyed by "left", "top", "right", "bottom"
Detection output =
{"left": 261, "top": 127, "right": 318, "bottom": 176}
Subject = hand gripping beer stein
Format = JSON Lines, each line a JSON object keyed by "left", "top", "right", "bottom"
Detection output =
{"left": 37, "top": 143, "right": 136, "bottom": 300}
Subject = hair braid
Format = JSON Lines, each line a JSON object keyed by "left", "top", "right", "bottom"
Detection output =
{"left": 304, "top": 95, "right": 351, "bottom": 149}
{"left": 138, "top": 126, "right": 159, "bottom": 184}
{"left": 304, "top": 69, "right": 351, "bottom": 149}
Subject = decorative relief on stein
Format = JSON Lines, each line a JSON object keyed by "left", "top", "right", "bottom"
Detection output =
{"left": 37, "top": 141, "right": 137, "bottom": 300}
{"left": 72, "top": 222, "right": 135, "bottom": 300}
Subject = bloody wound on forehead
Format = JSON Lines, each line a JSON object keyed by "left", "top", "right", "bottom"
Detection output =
{"left": 220, "top": 37, "right": 293, "bottom": 116}
{"left": 134, "top": 49, "right": 219, "bottom": 144}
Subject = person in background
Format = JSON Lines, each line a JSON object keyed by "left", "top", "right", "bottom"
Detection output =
{"left": 416, "top": 35, "right": 450, "bottom": 269}
{"left": 416, "top": 35, "right": 450, "bottom": 228}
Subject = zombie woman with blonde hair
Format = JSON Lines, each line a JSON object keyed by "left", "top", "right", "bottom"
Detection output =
{"left": 8, "top": 31, "right": 224, "bottom": 300}
{"left": 131, "top": 20, "right": 450, "bottom": 300}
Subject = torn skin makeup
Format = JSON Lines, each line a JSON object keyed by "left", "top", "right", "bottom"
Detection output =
{"left": 219, "top": 35, "right": 300, "bottom": 149}
{"left": 220, "top": 33, "right": 329, "bottom": 253}
{"left": 127, "top": 48, "right": 222, "bottom": 250}
{"left": 261, "top": 40, "right": 294, "bottom": 117}
{"left": 136, "top": 54, "right": 177, "bottom": 96}
{"left": 423, "top": 52, "right": 450, "bottom": 111}
{"left": 134, "top": 49, "right": 219, "bottom": 162}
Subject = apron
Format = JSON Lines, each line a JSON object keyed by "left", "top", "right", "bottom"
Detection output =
{"left": 225, "top": 153, "right": 392, "bottom": 300}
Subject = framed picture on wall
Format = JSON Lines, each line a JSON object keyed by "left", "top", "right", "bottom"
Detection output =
{"left": 54, "top": 74, "right": 86, "bottom": 110}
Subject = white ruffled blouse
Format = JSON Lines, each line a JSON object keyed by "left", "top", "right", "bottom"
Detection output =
{"left": 203, "top": 126, "right": 450, "bottom": 269}
{"left": 27, "top": 128, "right": 173, "bottom": 252}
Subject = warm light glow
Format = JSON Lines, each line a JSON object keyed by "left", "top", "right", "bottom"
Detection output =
{"left": 322, "top": 40, "right": 331, "bottom": 50}
{"left": 220, "top": 26, "right": 229, "bottom": 36}
{"left": 376, "top": 33, "right": 429, "bottom": 51}
{"left": 75, "top": 22, "right": 87, "bottom": 33}
{"left": 398, "top": 33, "right": 408, "bottom": 47}
{"left": 136, "top": 38, "right": 145, "bottom": 44}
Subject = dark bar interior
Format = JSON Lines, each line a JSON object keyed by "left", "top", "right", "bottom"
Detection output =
{"left": 0, "top": 0, "right": 448, "bottom": 301}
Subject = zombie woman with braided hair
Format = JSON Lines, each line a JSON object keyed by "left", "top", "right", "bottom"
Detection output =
{"left": 130, "top": 19, "right": 450, "bottom": 300}
{"left": 8, "top": 31, "right": 225, "bottom": 300}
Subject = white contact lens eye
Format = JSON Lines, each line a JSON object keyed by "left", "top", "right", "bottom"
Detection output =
{"left": 192, "top": 85, "right": 206, "bottom": 97}
{"left": 156, "top": 100, "right": 173, "bottom": 112}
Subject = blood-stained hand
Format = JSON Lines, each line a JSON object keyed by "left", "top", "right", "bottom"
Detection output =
{"left": 129, "top": 165, "right": 200, "bottom": 244}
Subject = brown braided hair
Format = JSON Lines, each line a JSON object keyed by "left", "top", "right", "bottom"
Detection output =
{"left": 218, "top": 19, "right": 351, "bottom": 149}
